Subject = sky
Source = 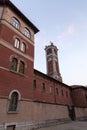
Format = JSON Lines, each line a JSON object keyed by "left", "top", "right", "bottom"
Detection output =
{"left": 11, "top": 0, "right": 87, "bottom": 86}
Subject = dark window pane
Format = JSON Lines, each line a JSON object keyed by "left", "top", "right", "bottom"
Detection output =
{"left": 33, "top": 80, "right": 36, "bottom": 89}
{"left": 42, "top": 83, "right": 45, "bottom": 92}
{"left": 7, "top": 125, "right": 15, "bottom": 130}
{"left": 56, "top": 88, "right": 58, "bottom": 95}
{"left": 19, "top": 61, "right": 25, "bottom": 74}
{"left": 10, "top": 58, "right": 18, "bottom": 71}
{"left": 9, "top": 92, "right": 18, "bottom": 111}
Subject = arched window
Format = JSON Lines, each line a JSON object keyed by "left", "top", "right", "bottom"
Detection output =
{"left": 10, "top": 58, "right": 18, "bottom": 71}
{"left": 54, "top": 49, "right": 57, "bottom": 55}
{"left": 47, "top": 48, "right": 52, "bottom": 55}
{"left": 11, "top": 17, "right": 20, "bottom": 30}
{"left": 24, "top": 27, "right": 31, "bottom": 38}
{"left": 10, "top": 58, "right": 25, "bottom": 75}
{"left": 20, "top": 42, "right": 26, "bottom": 52}
{"left": 8, "top": 92, "right": 18, "bottom": 111}
{"left": 14, "top": 38, "right": 20, "bottom": 49}
{"left": 19, "top": 61, "right": 25, "bottom": 74}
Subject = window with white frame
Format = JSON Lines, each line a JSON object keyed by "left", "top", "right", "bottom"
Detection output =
{"left": 14, "top": 38, "right": 20, "bottom": 49}
{"left": 11, "top": 17, "right": 20, "bottom": 30}
{"left": 24, "top": 27, "right": 30, "bottom": 38}
{"left": 20, "top": 42, "right": 26, "bottom": 52}
{"left": 14, "top": 38, "right": 26, "bottom": 53}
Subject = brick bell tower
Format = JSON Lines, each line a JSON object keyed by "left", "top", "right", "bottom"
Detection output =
{"left": 45, "top": 42, "right": 62, "bottom": 82}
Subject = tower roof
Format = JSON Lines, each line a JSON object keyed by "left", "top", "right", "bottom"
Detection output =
{"left": 45, "top": 42, "right": 58, "bottom": 51}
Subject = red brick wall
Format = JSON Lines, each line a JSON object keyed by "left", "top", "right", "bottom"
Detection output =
{"left": 71, "top": 88, "right": 87, "bottom": 107}
{"left": 55, "top": 84, "right": 72, "bottom": 105}
{"left": 0, "top": 24, "right": 34, "bottom": 57}
{"left": 0, "top": 23, "right": 86, "bottom": 108}
{"left": 0, "top": 24, "right": 34, "bottom": 99}
{"left": 33, "top": 71, "right": 73, "bottom": 106}
{"left": 47, "top": 60, "right": 53, "bottom": 75}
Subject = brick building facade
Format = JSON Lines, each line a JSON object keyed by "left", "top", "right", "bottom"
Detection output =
{"left": 0, "top": 1, "right": 87, "bottom": 130}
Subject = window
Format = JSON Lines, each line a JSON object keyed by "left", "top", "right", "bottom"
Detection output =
{"left": 10, "top": 58, "right": 18, "bottom": 72}
{"left": 7, "top": 125, "right": 15, "bottom": 130}
{"left": 54, "top": 49, "right": 57, "bottom": 55}
{"left": 33, "top": 80, "right": 36, "bottom": 90}
{"left": 24, "top": 27, "right": 30, "bottom": 38}
{"left": 47, "top": 48, "right": 52, "bottom": 55}
{"left": 20, "top": 42, "right": 26, "bottom": 52}
{"left": 8, "top": 92, "right": 18, "bottom": 112}
{"left": 11, "top": 17, "right": 20, "bottom": 29}
{"left": 42, "top": 83, "right": 45, "bottom": 92}
{"left": 61, "top": 89, "right": 64, "bottom": 96}
{"left": 50, "top": 86, "right": 53, "bottom": 94}
{"left": 10, "top": 58, "right": 25, "bottom": 74}
{"left": 85, "top": 94, "right": 87, "bottom": 101}
{"left": 14, "top": 38, "right": 26, "bottom": 53}
{"left": 19, "top": 61, "right": 25, "bottom": 74}
{"left": 56, "top": 88, "right": 58, "bottom": 95}
{"left": 14, "top": 38, "right": 20, "bottom": 49}
{"left": 66, "top": 91, "right": 68, "bottom": 98}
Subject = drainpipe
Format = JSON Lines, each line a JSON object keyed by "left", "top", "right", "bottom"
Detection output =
{"left": 0, "top": 0, "right": 5, "bottom": 23}
{"left": 54, "top": 82, "right": 56, "bottom": 104}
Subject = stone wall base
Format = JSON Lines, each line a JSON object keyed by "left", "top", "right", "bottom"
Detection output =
{"left": 0, "top": 118, "right": 70, "bottom": 130}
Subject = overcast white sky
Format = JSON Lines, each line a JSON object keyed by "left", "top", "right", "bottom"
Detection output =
{"left": 11, "top": 0, "right": 87, "bottom": 86}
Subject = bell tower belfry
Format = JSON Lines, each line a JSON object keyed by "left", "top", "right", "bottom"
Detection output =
{"left": 45, "top": 42, "right": 62, "bottom": 82}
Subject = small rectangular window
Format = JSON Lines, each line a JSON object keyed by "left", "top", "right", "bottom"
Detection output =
{"left": 85, "top": 94, "right": 87, "bottom": 101}
{"left": 56, "top": 88, "right": 58, "bottom": 95}
{"left": 33, "top": 80, "right": 36, "bottom": 90}
{"left": 50, "top": 86, "right": 53, "bottom": 94}
{"left": 7, "top": 125, "right": 15, "bottom": 130}
{"left": 61, "top": 89, "right": 64, "bottom": 96}
{"left": 42, "top": 83, "right": 45, "bottom": 92}
{"left": 66, "top": 91, "right": 68, "bottom": 98}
